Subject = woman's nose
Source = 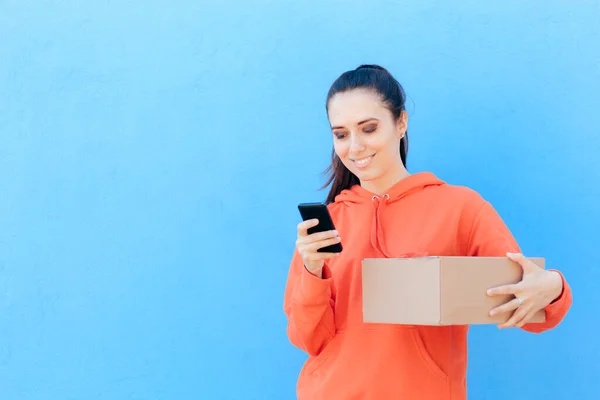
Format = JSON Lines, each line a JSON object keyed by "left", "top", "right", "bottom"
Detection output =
{"left": 349, "top": 136, "right": 366, "bottom": 152}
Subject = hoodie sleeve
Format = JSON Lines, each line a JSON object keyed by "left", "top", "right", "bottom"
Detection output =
{"left": 283, "top": 248, "right": 336, "bottom": 356}
{"left": 466, "top": 201, "right": 572, "bottom": 333}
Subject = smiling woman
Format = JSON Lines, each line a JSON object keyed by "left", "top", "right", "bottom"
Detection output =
{"left": 283, "top": 64, "right": 572, "bottom": 400}
{"left": 321, "top": 64, "right": 410, "bottom": 203}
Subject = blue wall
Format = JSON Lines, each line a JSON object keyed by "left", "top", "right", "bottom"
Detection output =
{"left": 1, "top": 1, "right": 598, "bottom": 399}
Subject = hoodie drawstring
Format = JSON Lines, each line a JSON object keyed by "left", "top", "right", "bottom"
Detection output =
{"left": 370, "top": 194, "right": 393, "bottom": 258}
{"left": 332, "top": 172, "right": 445, "bottom": 258}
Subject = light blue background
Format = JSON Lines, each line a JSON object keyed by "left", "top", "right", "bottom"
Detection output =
{"left": 1, "top": 1, "right": 598, "bottom": 399}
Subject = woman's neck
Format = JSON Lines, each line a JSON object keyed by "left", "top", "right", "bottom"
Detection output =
{"left": 360, "top": 167, "right": 411, "bottom": 195}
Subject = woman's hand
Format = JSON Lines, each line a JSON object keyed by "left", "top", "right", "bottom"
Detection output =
{"left": 296, "top": 219, "right": 341, "bottom": 278}
{"left": 487, "top": 252, "right": 563, "bottom": 329}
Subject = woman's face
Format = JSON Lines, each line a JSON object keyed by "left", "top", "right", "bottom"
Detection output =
{"left": 327, "top": 88, "right": 407, "bottom": 192}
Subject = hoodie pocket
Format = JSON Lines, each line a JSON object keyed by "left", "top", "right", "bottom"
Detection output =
{"left": 410, "top": 327, "right": 448, "bottom": 382}
{"left": 302, "top": 332, "right": 345, "bottom": 376}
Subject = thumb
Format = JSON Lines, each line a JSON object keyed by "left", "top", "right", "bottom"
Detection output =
{"left": 507, "top": 252, "right": 535, "bottom": 272}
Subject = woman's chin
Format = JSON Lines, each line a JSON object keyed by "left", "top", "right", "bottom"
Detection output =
{"left": 353, "top": 170, "right": 378, "bottom": 183}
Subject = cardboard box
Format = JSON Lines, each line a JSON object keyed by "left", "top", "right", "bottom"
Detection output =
{"left": 362, "top": 256, "right": 546, "bottom": 325}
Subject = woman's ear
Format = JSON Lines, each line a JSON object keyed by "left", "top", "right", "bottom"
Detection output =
{"left": 396, "top": 111, "right": 408, "bottom": 138}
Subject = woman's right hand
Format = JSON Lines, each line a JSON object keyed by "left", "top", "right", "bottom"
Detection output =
{"left": 296, "top": 219, "right": 341, "bottom": 278}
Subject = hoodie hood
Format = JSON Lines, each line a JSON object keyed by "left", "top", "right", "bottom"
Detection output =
{"left": 333, "top": 172, "right": 446, "bottom": 257}
{"left": 334, "top": 171, "right": 445, "bottom": 205}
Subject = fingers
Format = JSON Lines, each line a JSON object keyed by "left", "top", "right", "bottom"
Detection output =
{"left": 296, "top": 219, "right": 342, "bottom": 274}
{"left": 498, "top": 306, "right": 530, "bottom": 329}
{"left": 506, "top": 252, "right": 526, "bottom": 264}
{"left": 296, "top": 229, "right": 339, "bottom": 248}
{"left": 305, "top": 236, "right": 342, "bottom": 252}
{"left": 497, "top": 296, "right": 536, "bottom": 329}
{"left": 507, "top": 252, "right": 539, "bottom": 274}
{"left": 487, "top": 283, "right": 520, "bottom": 296}
{"left": 515, "top": 308, "right": 538, "bottom": 328}
{"left": 498, "top": 303, "right": 530, "bottom": 329}
{"left": 302, "top": 250, "right": 339, "bottom": 264}
{"left": 489, "top": 297, "right": 522, "bottom": 317}
{"left": 490, "top": 253, "right": 544, "bottom": 329}
{"left": 297, "top": 219, "right": 320, "bottom": 235}
{"left": 499, "top": 306, "right": 538, "bottom": 329}
{"left": 296, "top": 223, "right": 341, "bottom": 267}
{"left": 297, "top": 220, "right": 339, "bottom": 238}
{"left": 298, "top": 237, "right": 341, "bottom": 259}
{"left": 297, "top": 220, "right": 339, "bottom": 243}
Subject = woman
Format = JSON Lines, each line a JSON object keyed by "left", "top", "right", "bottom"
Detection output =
{"left": 283, "top": 64, "right": 572, "bottom": 399}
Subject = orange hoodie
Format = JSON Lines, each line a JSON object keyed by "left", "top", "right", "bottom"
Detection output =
{"left": 283, "top": 172, "right": 572, "bottom": 400}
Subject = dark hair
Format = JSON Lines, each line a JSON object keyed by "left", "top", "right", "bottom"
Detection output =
{"left": 321, "top": 64, "right": 409, "bottom": 204}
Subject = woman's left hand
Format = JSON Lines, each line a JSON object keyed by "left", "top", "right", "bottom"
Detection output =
{"left": 487, "top": 252, "right": 563, "bottom": 329}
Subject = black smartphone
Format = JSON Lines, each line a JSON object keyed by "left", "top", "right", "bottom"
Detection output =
{"left": 297, "top": 202, "right": 343, "bottom": 253}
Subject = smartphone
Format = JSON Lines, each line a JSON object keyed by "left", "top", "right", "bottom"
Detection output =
{"left": 297, "top": 202, "right": 343, "bottom": 253}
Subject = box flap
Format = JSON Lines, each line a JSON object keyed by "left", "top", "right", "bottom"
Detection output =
{"left": 362, "top": 257, "right": 441, "bottom": 325}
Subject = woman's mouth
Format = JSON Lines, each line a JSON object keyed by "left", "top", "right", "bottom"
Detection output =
{"left": 351, "top": 153, "right": 376, "bottom": 169}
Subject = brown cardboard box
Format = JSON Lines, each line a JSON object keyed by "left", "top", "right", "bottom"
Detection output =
{"left": 362, "top": 256, "right": 546, "bottom": 325}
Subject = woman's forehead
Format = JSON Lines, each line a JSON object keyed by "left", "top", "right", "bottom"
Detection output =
{"left": 328, "top": 90, "right": 387, "bottom": 126}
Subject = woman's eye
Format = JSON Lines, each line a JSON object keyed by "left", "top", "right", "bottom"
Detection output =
{"left": 334, "top": 132, "right": 347, "bottom": 139}
{"left": 363, "top": 125, "right": 377, "bottom": 133}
